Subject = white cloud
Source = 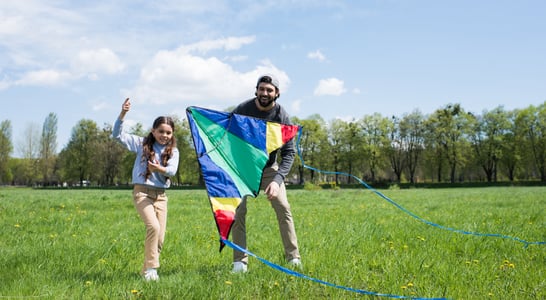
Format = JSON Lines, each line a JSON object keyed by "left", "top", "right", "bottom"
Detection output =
{"left": 128, "top": 38, "right": 290, "bottom": 107}
{"left": 307, "top": 50, "right": 326, "bottom": 62}
{"left": 181, "top": 36, "right": 256, "bottom": 54}
{"left": 16, "top": 69, "right": 72, "bottom": 86}
{"left": 72, "top": 48, "right": 125, "bottom": 76}
{"left": 223, "top": 55, "right": 248, "bottom": 62}
{"left": 313, "top": 78, "right": 346, "bottom": 96}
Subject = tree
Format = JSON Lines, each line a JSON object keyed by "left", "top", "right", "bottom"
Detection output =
{"left": 328, "top": 119, "right": 347, "bottom": 185}
{"left": 39, "top": 113, "right": 58, "bottom": 185}
{"left": 359, "top": 113, "right": 390, "bottom": 182}
{"left": 17, "top": 122, "right": 41, "bottom": 185}
{"left": 292, "top": 115, "right": 328, "bottom": 184}
{"left": 470, "top": 107, "right": 509, "bottom": 182}
{"left": 386, "top": 116, "right": 404, "bottom": 182}
{"left": 174, "top": 116, "right": 200, "bottom": 185}
{"left": 400, "top": 110, "right": 425, "bottom": 183}
{"left": 427, "top": 104, "right": 472, "bottom": 183}
{"left": 516, "top": 104, "right": 546, "bottom": 181}
{"left": 0, "top": 120, "right": 13, "bottom": 184}
{"left": 59, "top": 119, "right": 99, "bottom": 185}
{"left": 92, "top": 123, "right": 125, "bottom": 186}
{"left": 499, "top": 110, "right": 522, "bottom": 181}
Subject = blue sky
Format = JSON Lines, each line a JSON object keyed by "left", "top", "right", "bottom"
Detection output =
{"left": 1, "top": 1, "right": 545, "bottom": 157}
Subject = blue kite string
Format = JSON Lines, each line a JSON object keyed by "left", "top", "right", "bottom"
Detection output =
{"left": 295, "top": 127, "right": 545, "bottom": 247}
{"left": 222, "top": 239, "right": 448, "bottom": 300}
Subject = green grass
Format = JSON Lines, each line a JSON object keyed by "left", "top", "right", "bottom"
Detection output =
{"left": 0, "top": 187, "right": 544, "bottom": 299}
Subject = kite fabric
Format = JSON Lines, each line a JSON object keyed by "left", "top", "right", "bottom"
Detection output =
{"left": 186, "top": 106, "right": 300, "bottom": 251}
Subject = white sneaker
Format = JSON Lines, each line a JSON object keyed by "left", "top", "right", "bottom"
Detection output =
{"left": 287, "top": 258, "right": 302, "bottom": 268}
{"left": 232, "top": 261, "right": 248, "bottom": 273}
{"left": 144, "top": 268, "right": 159, "bottom": 281}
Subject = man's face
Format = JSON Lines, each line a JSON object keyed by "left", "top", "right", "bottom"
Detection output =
{"left": 256, "top": 82, "right": 278, "bottom": 109}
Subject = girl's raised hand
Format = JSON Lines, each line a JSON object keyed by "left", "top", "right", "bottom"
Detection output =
{"left": 122, "top": 98, "right": 131, "bottom": 112}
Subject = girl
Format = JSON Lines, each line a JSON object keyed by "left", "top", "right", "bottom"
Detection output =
{"left": 112, "top": 98, "right": 179, "bottom": 281}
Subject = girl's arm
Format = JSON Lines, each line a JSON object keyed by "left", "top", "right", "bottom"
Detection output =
{"left": 119, "top": 98, "right": 130, "bottom": 120}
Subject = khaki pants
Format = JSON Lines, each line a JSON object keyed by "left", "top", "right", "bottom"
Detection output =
{"left": 133, "top": 185, "right": 168, "bottom": 273}
{"left": 232, "top": 166, "right": 300, "bottom": 264}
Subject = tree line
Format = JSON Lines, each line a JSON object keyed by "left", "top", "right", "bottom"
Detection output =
{"left": 1, "top": 101, "right": 545, "bottom": 187}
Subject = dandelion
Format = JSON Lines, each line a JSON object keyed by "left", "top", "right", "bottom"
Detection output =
{"left": 499, "top": 259, "right": 515, "bottom": 270}
{"left": 14, "top": 224, "right": 21, "bottom": 228}
{"left": 225, "top": 281, "right": 232, "bottom": 285}
{"left": 131, "top": 289, "right": 139, "bottom": 295}
{"left": 85, "top": 281, "right": 92, "bottom": 287}
{"left": 407, "top": 282, "right": 414, "bottom": 287}
{"left": 401, "top": 285, "right": 407, "bottom": 290}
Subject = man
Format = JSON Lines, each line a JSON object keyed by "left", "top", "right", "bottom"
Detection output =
{"left": 230, "top": 74, "right": 301, "bottom": 273}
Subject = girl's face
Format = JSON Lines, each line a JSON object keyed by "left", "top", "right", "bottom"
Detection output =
{"left": 151, "top": 123, "right": 174, "bottom": 145}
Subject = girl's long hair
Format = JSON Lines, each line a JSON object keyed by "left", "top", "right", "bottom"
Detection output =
{"left": 142, "top": 116, "right": 177, "bottom": 180}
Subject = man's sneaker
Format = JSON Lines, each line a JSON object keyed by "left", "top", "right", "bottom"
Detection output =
{"left": 144, "top": 268, "right": 159, "bottom": 281}
{"left": 232, "top": 261, "right": 248, "bottom": 273}
{"left": 287, "top": 258, "right": 302, "bottom": 268}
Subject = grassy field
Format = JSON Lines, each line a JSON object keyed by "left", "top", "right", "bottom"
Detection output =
{"left": 0, "top": 187, "right": 544, "bottom": 299}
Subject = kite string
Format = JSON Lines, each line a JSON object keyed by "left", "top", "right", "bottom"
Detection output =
{"left": 222, "top": 239, "right": 448, "bottom": 300}
{"left": 295, "top": 127, "right": 545, "bottom": 247}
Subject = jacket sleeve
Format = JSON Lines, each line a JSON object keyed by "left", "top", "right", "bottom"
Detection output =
{"left": 112, "top": 118, "right": 142, "bottom": 152}
{"left": 164, "top": 147, "right": 180, "bottom": 177}
{"left": 273, "top": 138, "right": 295, "bottom": 185}
{"left": 272, "top": 107, "right": 296, "bottom": 185}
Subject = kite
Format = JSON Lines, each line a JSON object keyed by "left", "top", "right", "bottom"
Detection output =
{"left": 186, "top": 106, "right": 299, "bottom": 251}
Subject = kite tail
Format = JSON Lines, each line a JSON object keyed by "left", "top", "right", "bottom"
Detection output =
{"left": 295, "top": 127, "right": 545, "bottom": 247}
{"left": 222, "top": 238, "right": 448, "bottom": 300}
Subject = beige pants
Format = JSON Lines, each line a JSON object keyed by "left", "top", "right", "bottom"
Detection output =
{"left": 232, "top": 166, "right": 300, "bottom": 264}
{"left": 133, "top": 185, "right": 168, "bottom": 273}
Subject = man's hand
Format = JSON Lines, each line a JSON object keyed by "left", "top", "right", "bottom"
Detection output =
{"left": 264, "top": 181, "right": 280, "bottom": 200}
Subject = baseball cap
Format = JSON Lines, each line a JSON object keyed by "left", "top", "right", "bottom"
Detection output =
{"left": 256, "top": 74, "right": 280, "bottom": 90}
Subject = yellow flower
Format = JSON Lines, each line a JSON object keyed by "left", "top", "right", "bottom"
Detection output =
{"left": 131, "top": 289, "right": 139, "bottom": 295}
{"left": 407, "top": 282, "right": 414, "bottom": 287}
{"left": 14, "top": 224, "right": 21, "bottom": 228}
{"left": 85, "top": 281, "right": 92, "bottom": 286}
{"left": 225, "top": 281, "right": 232, "bottom": 285}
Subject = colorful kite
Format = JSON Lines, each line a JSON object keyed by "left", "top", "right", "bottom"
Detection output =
{"left": 186, "top": 106, "right": 300, "bottom": 251}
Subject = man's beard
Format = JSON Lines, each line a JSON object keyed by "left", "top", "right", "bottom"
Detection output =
{"left": 257, "top": 96, "right": 275, "bottom": 108}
